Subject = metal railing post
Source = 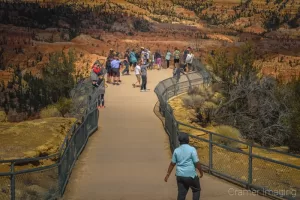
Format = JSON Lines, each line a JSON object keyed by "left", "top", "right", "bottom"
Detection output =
{"left": 248, "top": 145, "right": 253, "bottom": 189}
{"left": 185, "top": 73, "right": 192, "bottom": 89}
{"left": 209, "top": 133, "right": 213, "bottom": 174}
{"left": 10, "top": 162, "right": 15, "bottom": 200}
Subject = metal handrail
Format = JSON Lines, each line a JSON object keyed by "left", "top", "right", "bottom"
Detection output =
{"left": 154, "top": 59, "right": 300, "bottom": 200}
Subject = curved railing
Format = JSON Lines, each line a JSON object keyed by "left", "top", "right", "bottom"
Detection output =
{"left": 0, "top": 79, "right": 103, "bottom": 200}
{"left": 154, "top": 60, "right": 300, "bottom": 200}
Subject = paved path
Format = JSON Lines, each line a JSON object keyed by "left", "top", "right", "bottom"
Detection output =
{"left": 63, "top": 69, "right": 268, "bottom": 200}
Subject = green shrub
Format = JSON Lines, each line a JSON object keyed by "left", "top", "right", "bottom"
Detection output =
{"left": 40, "top": 105, "right": 60, "bottom": 118}
{"left": 212, "top": 125, "right": 245, "bottom": 149}
{"left": 181, "top": 95, "right": 205, "bottom": 109}
{"left": 0, "top": 110, "right": 7, "bottom": 122}
{"left": 55, "top": 98, "right": 72, "bottom": 117}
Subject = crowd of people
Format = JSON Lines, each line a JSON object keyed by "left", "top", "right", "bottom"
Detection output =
{"left": 90, "top": 46, "right": 196, "bottom": 108}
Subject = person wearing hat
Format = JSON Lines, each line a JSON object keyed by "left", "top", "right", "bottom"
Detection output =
{"left": 90, "top": 61, "right": 106, "bottom": 108}
{"left": 164, "top": 133, "right": 203, "bottom": 200}
{"left": 140, "top": 47, "right": 146, "bottom": 63}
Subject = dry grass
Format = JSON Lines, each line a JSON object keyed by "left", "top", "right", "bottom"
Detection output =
{"left": 0, "top": 117, "right": 76, "bottom": 161}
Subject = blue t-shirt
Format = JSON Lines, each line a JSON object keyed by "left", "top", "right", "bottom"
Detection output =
{"left": 171, "top": 144, "right": 199, "bottom": 178}
{"left": 111, "top": 60, "right": 121, "bottom": 69}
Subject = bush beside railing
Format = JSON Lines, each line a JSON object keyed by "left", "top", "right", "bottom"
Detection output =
{"left": 154, "top": 63, "right": 300, "bottom": 200}
{"left": 0, "top": 79, "right": 102, "bottom": 200}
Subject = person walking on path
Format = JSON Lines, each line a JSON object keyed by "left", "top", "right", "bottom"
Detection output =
{"left": 165, "top": 49, "right": 172, "bottom": 69}
{"left": 140, "top": 62, "right": 148, "bottom": 92}
{"left": 185, "top": 50, "right": 195, "bottom": 72}
{"left": 129, "top": 49, "right": 137, "bottom": 71}
{"left": 173, "top": 63, "right": 185, "bottom": 92}
{"left": 110, "top": 56, "right": 122, "bottom": 85}
{"left": 173, "top": 47, "right": 181, "bottom": 66}
{"left": 132, "top": 61, "right": 141, "bottom": 88}
{"left": 154, "top": 50, "right": 162, "bottom": 70}
{"left": 164, "top": 133, "right": 203, "bottom": 200}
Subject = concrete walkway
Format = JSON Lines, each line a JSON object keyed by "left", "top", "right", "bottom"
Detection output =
{"left": 63, "top": 69, "right": 268, "bottom": 200}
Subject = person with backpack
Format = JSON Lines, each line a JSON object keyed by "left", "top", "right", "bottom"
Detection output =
{"left": 185, "top": 50, "right": 195, "bottom": 72}
{"left": 164, "top": 133, "right": 203, "bottom": 200}
{"left": 165, "top": 49, "right": 172, "bottom": 69}
{"left": 173, "top": 47, "right": 181, "bottom": 66}
{"left": 129, "top": 49, "right": 137, "bottom": 71}
{"left": 183, "top": 47, "right": 191, "bottom": 63}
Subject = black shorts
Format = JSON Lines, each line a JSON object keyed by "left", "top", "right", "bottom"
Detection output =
{"left": 112, "top": 68, "right": 120, "bottom": 77}
{"left": 174, "top": 59, "right": 180, "bottom": 63}
{"left": 130, "top": 62, "right": 137, "bottom": 67}
{"left": 107, "top": 68, "right": 112, "bottom": 76}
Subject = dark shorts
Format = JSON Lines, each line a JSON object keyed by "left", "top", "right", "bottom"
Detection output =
{"left": 112, "top": 68, "right": 120, "bottom": 77}
{"left": 174, "top": 59, "right": 180, "bottom": 63}
{"left": 130, "top": 62, "right": 137, "bottom": 67}
{"left": 106, "top": 68, "right": 112, "bottom": 76}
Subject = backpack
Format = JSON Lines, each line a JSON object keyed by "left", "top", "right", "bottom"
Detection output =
{"left": 129, "top": 52, "right": 137, "bottom": 62}
{"left": 186, "top": 54, "right": 193, "bottom": 63}
{"left": 144, "top": 51, "right": 149, "bottom": 60}
{"left": 174, "top": 50, "right": 180, "bottom": 59}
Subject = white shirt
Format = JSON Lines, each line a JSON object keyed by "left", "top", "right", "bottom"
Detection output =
{"left": 186, "top": 53, "right": 194, "bottom": 64}
{"left": 135, "top": 65, "right": 141, "bottom": 75}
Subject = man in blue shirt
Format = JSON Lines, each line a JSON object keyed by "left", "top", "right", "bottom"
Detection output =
{"left": 110, "top": 56, "right": 122, "bottom": 85}
{"left": 165, "top": 133, "right": 203, "bottom": 200}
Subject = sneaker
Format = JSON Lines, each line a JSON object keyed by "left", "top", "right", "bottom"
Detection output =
{"left": 140, "top": 90, "right": 145, "bottom": 92}
{"left": 97, "top": 106, "right": 101, "bottom": 109}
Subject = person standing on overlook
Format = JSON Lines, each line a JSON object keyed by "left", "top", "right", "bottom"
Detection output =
{"left": 129, "top": 49, "right": 137, "bottom": 71}
{"left": 164, "top": 133, "right": 203, "bottom": 200}
{"left": 154, "top": 50, "right": 162, "bottom": 70}
{"left": 173, "top": 47, "right": 181, "bottom": 66}
{"left": 90, "top": 61, "right": 106, "bottom": 108}
{"left": 132, "top": 60, "right": 141, "bottom": 88}
{"left": 183, "top": 47, "right": 191, "bottom": 63}
{"left": 165, "top": 49, "right": 172, "bottom": 69}
{"left": 110, "top": 55, "right": 122, "bottom": 85}
{"left": 140, "top": 62, "right": 148, "bottom": 92}
{"left": 122, "top": 58, "right": 130, "bottom": 75}
{"left": 105, "top": 56, "right": 113, "bottom": 84}
{"left": 185, "top": 50, "right": 195, "bottom": 72}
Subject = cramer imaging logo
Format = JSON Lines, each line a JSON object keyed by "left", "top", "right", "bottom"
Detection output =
{"left": 228, "top": 188, "right": 297, "bottom": 198}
